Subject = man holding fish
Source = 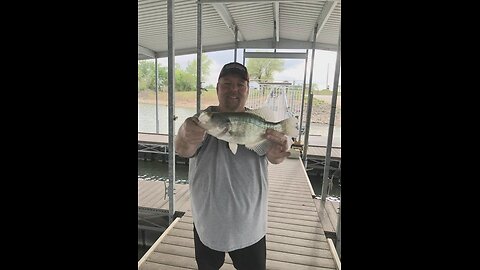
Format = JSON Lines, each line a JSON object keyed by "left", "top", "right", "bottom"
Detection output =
{"left": 175, "top": 62, "right": 297, "bottom": 270}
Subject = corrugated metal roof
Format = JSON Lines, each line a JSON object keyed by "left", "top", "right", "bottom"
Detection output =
{"left": 138, "top": 0, "right": 341, "bottom": 60}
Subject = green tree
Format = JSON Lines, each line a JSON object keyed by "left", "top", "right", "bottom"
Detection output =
{"left": 175, "top": 63, "right": 196, "bottom": 91}
{"left": 185, "top": 53, "right": 212, "bottom": 80}
{"left": 246, "top": 58, "right": 284, "bottom": 82}
{"left": 138, "top": 60, "right": 167, "bottom": 91}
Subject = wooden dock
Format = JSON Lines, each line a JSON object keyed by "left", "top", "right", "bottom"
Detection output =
{"left": 307, "top": 146, "right": 341, "bottom": 161}
{"left": 138, "top": 158, "right": 340, "bottom": 269}
{"left": 138, "top": 180, "right": 190, "bottom": 212}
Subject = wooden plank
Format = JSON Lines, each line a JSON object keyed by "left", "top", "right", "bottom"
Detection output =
{"left": 145, "top": 252, "right": 199, "bottom": 269}
{"left": 268, "top": 201, "right": 318, "bottom": 212}
{"left": 162, "top": 235, "right": 195, "bottom": 248}
{"left": 267, "top": 234, "right": 330, "bottom": 250}
{"left": 139, "top": 217, "right": 180, "bottom": 268}
{"left": 268, "top": 208, "right": 320, "bottom": 222}
{"left": 327, "top": 238, "right": 341, "bottom": 270}
{"left": 325, "top": 201, "right": 339, "bottom": 230}
{"left": 266, "top": 241, "right": 331, "bottom": 258}
{"left": 267, "top": 249, "right": 336, "bottom": 269}
{"left": 141, "top": 261, "right": 192, "bottom": 270}
{"left": 138, "top": 181, "right": 163, "bottom": 206}
{"left": 266, "top": 258, "right": 335, "bottom": 270}
{"left": 268, "top": 192, "right": 315, "bottom": 204}
{"left": 267, "top": 227, "right": 325, "bottom": 242}
{"left": 268, "top": 205, "right": 319, "bottom": 217}
{"left": 268, "top": 197, "right": 316, "bottom": 208}
{"left": 268, "top": 221, "right": 325, "bottom": 235}
{"left": 267, "top": 215, "right": 322, "bottom": 228}
{"left": 313, "top": 199, "right": 336, "bottom": 234}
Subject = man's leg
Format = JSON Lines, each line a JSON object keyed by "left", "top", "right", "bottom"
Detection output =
{"left": 228, "top": 236, "right": 266, "bottom": 270}
{"left": 193, "top": 226, "right": 225, "bottom": 270}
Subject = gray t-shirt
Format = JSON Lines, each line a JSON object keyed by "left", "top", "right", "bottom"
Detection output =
{"left": 188, "top": 107, "right": 269, "bottom": 252}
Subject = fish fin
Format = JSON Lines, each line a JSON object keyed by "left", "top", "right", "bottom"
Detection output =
{"left": 280, "top": 116, "right": 298, "bottom": 137}
{"left": 228, "top": 142, "right": 238, "bottom": 154}
{"left": 245, "top": 139, "right": 271, "bottom": 156}
{"left": 247, "top": 107, "right": 277, "bottom": 122}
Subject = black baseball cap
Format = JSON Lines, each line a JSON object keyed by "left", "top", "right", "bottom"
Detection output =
{"left": 218, "top": 62, "right": 249, "bottom": 82}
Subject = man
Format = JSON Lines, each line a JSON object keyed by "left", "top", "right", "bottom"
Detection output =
{"left": 175, "top": 62, "right": 290, "bottom": 270}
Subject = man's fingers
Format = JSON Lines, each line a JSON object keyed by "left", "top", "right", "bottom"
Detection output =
{"left": 266, "top": 131, "right": 287, "bottom": 146}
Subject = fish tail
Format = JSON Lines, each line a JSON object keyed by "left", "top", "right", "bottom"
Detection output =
{"left": 280, "top": 117, "right": 298, "bottom": 137}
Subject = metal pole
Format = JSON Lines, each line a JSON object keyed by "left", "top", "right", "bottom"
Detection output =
{"left": 196, "top": 2, "right": 202, "bottom": 114}
{"left": 326, "top": 63, "right": 329, "bottom": 89}
{"left": 298, "top": 49, "right": 308, "bottom": 142}
{"left": 320, "top": 24, "right": 341, "bottom": 202}
{"left": 155, "top": 57, "right": 159, "bottom": 133}
{"left": 242, "top": 48, "right": 246, "bottom": 66}
{"left": 302, "top": 24, "right": 318, "bottom": 167}
{"left": 167, "top": 0, "right": 176, "bottom": 224}
{"left": 336, "top": 200, "right": 341, "bottom": 259}
{"left": 234, "top": 26, "right": 238, "bottom": 62}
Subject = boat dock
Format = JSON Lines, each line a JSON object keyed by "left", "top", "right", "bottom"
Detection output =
{"left": 138, "top": 158, "right": 340, "bottom": 269}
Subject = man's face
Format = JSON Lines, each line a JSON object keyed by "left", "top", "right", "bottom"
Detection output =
{"left": 216, "top": 74, "right": 249, "bottom": 112}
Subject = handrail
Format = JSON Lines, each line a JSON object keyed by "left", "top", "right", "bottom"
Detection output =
{"left": 327, "top": 238, "right": 341, "bottom": 270}
{"left": 138, "top": 217, "right": 181, "bottom": 268}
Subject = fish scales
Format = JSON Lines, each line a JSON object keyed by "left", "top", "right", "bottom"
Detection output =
{"left": 226, "top": 113, "right": 279, "bottom": 144}
{"left": 197, "top": 108, "right": 297, "bottom": 155}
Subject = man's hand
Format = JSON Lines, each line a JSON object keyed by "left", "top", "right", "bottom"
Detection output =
{"left": 265, "top": 129, "right": 291, "bottom": 164}
{"left": 175, "top": 116, "right": 206, "bottom": 157}
{"left": 182, "top": 117, "right": 206, "bottom": 145}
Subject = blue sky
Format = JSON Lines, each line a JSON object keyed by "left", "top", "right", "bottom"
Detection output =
{"left": 157, "top": 49, "right": 340, "bottom": 89}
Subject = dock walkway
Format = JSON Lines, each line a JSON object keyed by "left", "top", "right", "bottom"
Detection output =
{"left": 138, "top": 158, "right": 340, "bottom": 269}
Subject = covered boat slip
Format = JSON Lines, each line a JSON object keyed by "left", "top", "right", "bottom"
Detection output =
{"left": 138, "top": 0, "right": 341, "bottom": 266}
{"left": 138, "top": 158, "right": 340, "bottom": 269}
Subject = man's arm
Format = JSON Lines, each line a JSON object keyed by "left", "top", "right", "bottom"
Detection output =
{"left": 265, "top": 129, "right": 291, "bottom": 164}
{"left": 175, "top": 117, "right": 206, "bottom": 158}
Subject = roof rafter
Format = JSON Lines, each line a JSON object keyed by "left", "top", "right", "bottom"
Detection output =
{"left": 309, "top": 0, "right": 338, "bottom": 42}
{"left": 211, "top": 3, "right": 245, "bottom": 41}
{"left": 273, "top": 2, "right": 280, "bottom": 43}
{"left": 138, "top": 45, "right": 156, "bottom": 58}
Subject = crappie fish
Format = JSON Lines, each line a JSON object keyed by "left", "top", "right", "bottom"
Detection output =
{"left": 197, "top": 107, "right": 297, "bottom": 155}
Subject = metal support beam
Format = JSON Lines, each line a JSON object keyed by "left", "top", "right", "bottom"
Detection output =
{"left": 238, "top": 38, "right": 338, "bottom": 51}
{"left": 234, "top": 26, "right": 238, "bottom": 62}
{"left": 244, "top": 51, "right": 307, "bottom": 59}
{"left": 273, "top": 2, "right": 280, "bottom": 43}
{"left": 167, "top": 0, "right": 176, "bottom": 225}
{"left": 138, "top": 45, "right": 156, "bottom": 59}
{"left": 310, "top": 0, "right": 337, "bottom": 42}
{"left": 155, "top": 57, "right": 159, "bottom": 133}
{"left": 298, "top": 49, "right": 308, "bottom": 142}
{"left": 153, "top": 39, "right": 338, "bottom": 58}
{"left": 320, "top": 23, "right": 341, "bottom": 202}
{"left": 302, "top": 24, "right": 318, "bottom": 166}
{"left": 211, "top": 3, "right": 245, "bottom": 42}
{"left": 197, "top": 1, "right": 202, "bottom": 114}
{"left": 242, "top": 48, "right": 246, "bottom": 66}
{"left": 201, "top": 0, "right": 335, "bottom": 3}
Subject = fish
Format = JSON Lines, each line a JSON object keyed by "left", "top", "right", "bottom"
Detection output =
{"left": 197, "top": 107, "right": 298, "bottom": 155}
